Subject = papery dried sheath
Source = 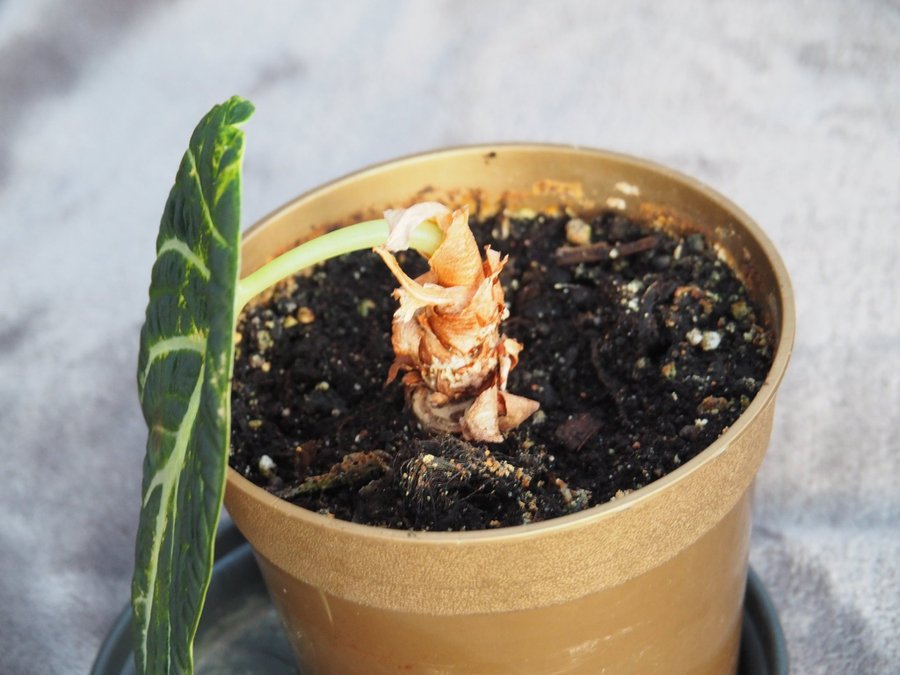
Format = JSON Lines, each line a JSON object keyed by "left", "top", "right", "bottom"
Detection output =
{"left": 375, "top": 204, "right": 539, "bottom": 442}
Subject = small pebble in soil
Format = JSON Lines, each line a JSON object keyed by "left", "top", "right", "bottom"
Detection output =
{"left": 565, "top": 218, "right": 592, "bottom": 246}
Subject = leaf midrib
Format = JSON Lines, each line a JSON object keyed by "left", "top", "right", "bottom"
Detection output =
{"left": 135, "top": 362, "right": 206, "bottom": 670}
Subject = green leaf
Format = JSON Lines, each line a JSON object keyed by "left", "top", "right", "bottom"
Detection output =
{"left": 132, "top": 96, "right": 253, "bottom": 675}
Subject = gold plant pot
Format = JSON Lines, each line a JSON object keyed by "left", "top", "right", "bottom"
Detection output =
{"left": 224, "top": 145, "right": 795, "bottom": 674}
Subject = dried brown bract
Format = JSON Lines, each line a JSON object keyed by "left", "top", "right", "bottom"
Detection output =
{"left": 374, "top": 203, "right": 539, "bottom": 442}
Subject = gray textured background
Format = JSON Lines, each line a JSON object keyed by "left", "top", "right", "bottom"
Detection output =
{"left": 1, "top": 1, "right": 898, "bottom": 673}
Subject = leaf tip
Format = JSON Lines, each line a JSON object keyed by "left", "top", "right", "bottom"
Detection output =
{"left": 224, "top": 95, "right": 255, "bottom": 125}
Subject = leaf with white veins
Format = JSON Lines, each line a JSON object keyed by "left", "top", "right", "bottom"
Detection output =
{"left": 132, "top": 96, "right": 253, "bottom": 675}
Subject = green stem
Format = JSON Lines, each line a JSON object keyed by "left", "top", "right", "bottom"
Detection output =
{"left": 235, "top": 218, "right": 444, "bottom": 312}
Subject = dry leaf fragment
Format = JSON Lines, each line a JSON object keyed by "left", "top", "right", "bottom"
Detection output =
{"left": 384, "top": 202, "right": 450, "bottom": 252}
{"left": 374, "top": 204, "right": 539, "bottom": 442}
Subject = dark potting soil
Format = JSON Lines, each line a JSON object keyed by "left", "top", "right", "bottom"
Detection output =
{"left": 229, "top": 210, "right": 774, "bottom": 531}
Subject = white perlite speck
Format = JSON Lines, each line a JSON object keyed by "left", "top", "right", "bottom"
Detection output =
{"left": 687, "top": 328, "right": 722, "bottom": 351}
{"left": 701, "top": 331, "right": 722, "bottom": 351}
{"left": 258, "top": 455, "right": 277, "bottom": 478}
{"left": 624, "top": 279, "right": 644, "bottom": 295}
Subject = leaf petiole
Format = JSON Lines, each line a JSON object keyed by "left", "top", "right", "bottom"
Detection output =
{"left": 234, "top": 218, "right": 445, "bottom": 311}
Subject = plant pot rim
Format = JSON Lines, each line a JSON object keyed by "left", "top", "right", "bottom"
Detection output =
{"left": 226, "top": 142, "right": 795, "bottom": 544}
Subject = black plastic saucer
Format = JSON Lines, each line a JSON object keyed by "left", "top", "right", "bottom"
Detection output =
{"left": 93, "top": 525, "right": 788, "bottom": 674}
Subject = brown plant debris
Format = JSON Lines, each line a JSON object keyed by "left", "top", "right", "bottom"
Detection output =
{"left": 554, "top": 235, "right": 659, "bottom": 265}
{"left": 554, "top": 412, "right": 603, "bottom": 451}
{"left": 275, "top": 450, "right": 391, "bottom": 500}
{"left": 374, "top": 203, "right": 539, "bottom": 443}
